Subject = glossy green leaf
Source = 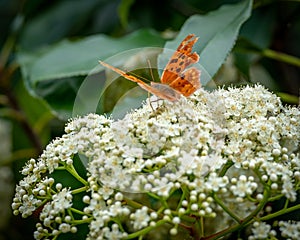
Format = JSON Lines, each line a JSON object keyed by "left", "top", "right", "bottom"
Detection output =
{"left": 17, "top": 29, "right": 165, "bottom": 119}
{"left": 18, "top": 29, "right": 164, "bottom": 85}
{"left": 158, "top": 0, "right": 253, "bottom": 86}
{"left": 19, "top": 0, "right": 102, "bottom": 50}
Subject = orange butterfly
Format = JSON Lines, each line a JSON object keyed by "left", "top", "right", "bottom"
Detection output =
{"left": 99, "top": 34, "right": 201, "bottom": 101}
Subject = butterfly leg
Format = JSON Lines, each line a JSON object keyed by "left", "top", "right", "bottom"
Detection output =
{"left": 147, "top": 92, "right": 156, "bottom": 112}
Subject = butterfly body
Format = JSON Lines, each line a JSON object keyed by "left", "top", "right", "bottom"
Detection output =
{"left": 99, "top": 34, "right": 201, "bottom": 101}
{"left": 149, "top": 82, "right": 182, "bottom": 101}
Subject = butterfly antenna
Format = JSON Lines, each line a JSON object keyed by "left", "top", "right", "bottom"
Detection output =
{"left": 127, "top": 71, "right": 151, "bottom": 83}
{"left": 147, "top": 59, "right": 155, "bottom": 82}
{"left": 121, "top": 64, "right": 152, "bottom": 83}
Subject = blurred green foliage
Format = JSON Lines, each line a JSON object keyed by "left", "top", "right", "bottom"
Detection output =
{"left": 0, "top": 0, "right": 299, "bottom": 239}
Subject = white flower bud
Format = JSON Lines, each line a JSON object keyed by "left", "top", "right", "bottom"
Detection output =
{"left": 56, "top": 183, "right": 62, "bottom": 191}
{"left": 170, "top": 228, "right": 178, "bottom": 235}
{"left": 115, "top": 192, "right": 123, "bottom": 201}
{"left": 83, "top": 195, "right": 90, "bottom": 203}
{"left": 191, "top": 203, "right": 198, "bottom": 211}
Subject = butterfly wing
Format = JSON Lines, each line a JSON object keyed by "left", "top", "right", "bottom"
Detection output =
{"left": 99, "top": 60, "right": 146, "bottom": 85}
{"left": 99, "top": 34, "right": 201, "bottom": 101}
{"left": 168, "top": 67, "right": 201, "bottom": 97}
{"left": 99, "top": 60, "right": 180, "bottom": 101}
{"left": 161, "top": 34, "right": 200, "bottom": 86}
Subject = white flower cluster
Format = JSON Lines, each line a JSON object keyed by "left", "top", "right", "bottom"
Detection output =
{"left": 249, "top": 220, "right": 300, "bottom": 240}
{"left": 249, "top": 221, "right": 276, "bottom": 239}
{"left": 279, "top": 220, "right": 300, "bottom": 239}
{"left": 12, "top": 85, "right": 300, "bottom": 239}
{"left": 34, "top": 187, "right": 76, "bottom": 239}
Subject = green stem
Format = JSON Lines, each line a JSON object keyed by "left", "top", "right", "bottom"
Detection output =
{"left": 114, "top": 218, "right": 125, "bottom": 232}
{"left": 161, "top": 198, "right": 169, "bottom": 209}
{"left": 253, "top": 0, "right": 300, "bottom": 9}
{"left": 240, "top": 184, "right": 271, "bottom": 224}
{"left": 0, "top": 20, "right": 44, "bottom": 154}
{"left": 237, "top": 45, "right": 300, "bottom": 68}
{"left": 5, "top": 88, "right": 44, "bottom": 154}
{"left": 176, "top": 187, "right": 187, "bottom": 211}
{"left": 261, "top": 49, "right": 300, "bottom": 68}
{"left": 69, "top": 207, "right": 87, "bottom": 216}
{"left": 64, "top": 163, "right": 88, "bottom": 186}
{"left": 202, "top": 184, "right": 271, "bottom": 240}
{"left": 146, "top": 192, "right": 169, "bottom": 209}
{"left": 259, "top": 204, "right": 300, "bottom": 222}
{"left": 125, "top": 196, "right": 168, "bottom": 219}
{"left": 146, "top": 192, "right": 161, "bottom": 200}
{"left": 283, "top": 198, "right": 290, "bottom": 209}
{"left": 71, "top": 186, "right": 89, "bottom": 195}
{"left": 218, "top": 161, "right": 233, "bottom": 177}
{"left": 0, "top": 35, "right": 15, "bottom": 68}
{"left": 268, "top": 193, "right": 285, "bottom": 202}
{"left": 72, "top": 218, "right": 93, "bottom": 225}
{"left": 124, "top": 219, "right": 168, "bottom": 239}
{"left": 212, "top": 193, "right": 241, "bottom": 223}
{"left": 197, "top": 216, "right": 204, "bottom": 238}
{"left": 169, "top": 209, "right": 195, "bottom": 223}
{"left": 124, "top": 197, "right": 145, "bottom": 209}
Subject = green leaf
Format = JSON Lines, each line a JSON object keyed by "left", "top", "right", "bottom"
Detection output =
{"left": 158, "top": 0, "right": 253, "bottom": 86}
{"left": 233, "top": 38, "right": 261, "bottom": 79}
{"left": 118, "top": 0, "right": 136, "bottom": 28}
{"left": 19, "top": 0, "right": 102, "bottom": 50}
{"left": 18, "top": 29, "right": 164, "bottom": 85}
{"left": 239, "top": 9, "right": 275, "bottom": 50}
{"left": 234, "top": 37, "right": 300, "bottom": 81}
{"left": 11, "top": 80, "right": 53, "bottom": 166}
{"left": 234, "top": 9, "right": 276, "bottom": 78}
{"left": 17, "top": 29, "right": 165, "bottom": 119}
